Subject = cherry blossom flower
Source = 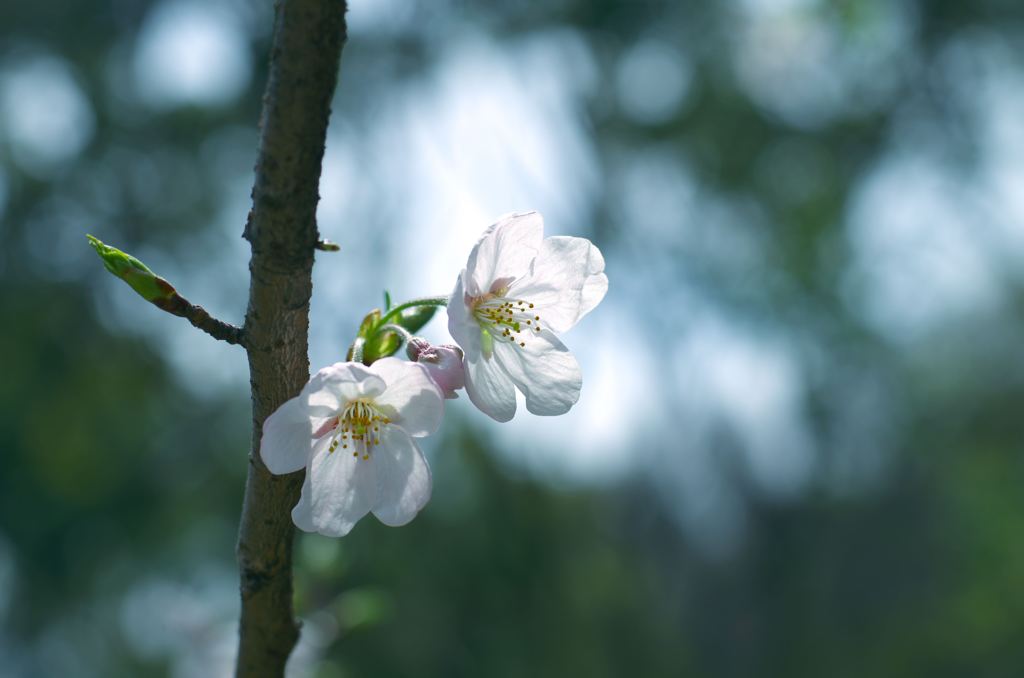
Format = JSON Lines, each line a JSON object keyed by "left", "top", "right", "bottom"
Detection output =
{"left": 447, "top": 211, "right": 608, "bottom": 422}
{"left": 406, "top": 337, "right": 465, "bottom": 399}
{"left": 261, "top": 358, "right": 444, "bottom": 537}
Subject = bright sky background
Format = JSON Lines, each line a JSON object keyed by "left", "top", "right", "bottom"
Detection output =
{"left": 1, "top": 0, "right": 1021, "bottom": 562}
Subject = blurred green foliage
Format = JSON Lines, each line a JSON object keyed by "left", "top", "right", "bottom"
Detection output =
{"left": 2, "top": 1, "right": 1024, "bottom": 677}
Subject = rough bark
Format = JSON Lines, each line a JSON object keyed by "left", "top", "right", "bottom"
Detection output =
{"left": 236, "top": 1, "right": 347, "bottom": 676}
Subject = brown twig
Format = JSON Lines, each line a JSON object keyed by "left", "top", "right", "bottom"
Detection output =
{"left": 154, "top": 294, "right": 246, "bottom": 346}
{"left": 234, "top": 1, "right": 348, "bottom": 677}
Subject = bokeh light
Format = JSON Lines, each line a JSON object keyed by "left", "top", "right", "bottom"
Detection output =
{"left": 3, "top": 0, "right": 1024, "bottom": 675}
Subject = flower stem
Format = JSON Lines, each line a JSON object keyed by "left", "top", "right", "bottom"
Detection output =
{"left": 378, "top": 295, "right": 448, "bottom": 326}
{"left": 379, "top": 323, "right": 413, "bottom": 343}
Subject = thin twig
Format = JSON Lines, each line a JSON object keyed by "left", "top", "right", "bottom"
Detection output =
{"left": 155, "top": 294, "right": 246, "bottom": 346}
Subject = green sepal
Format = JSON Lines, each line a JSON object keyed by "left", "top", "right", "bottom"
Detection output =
{"left": 394, "top": 305, "right": 436, "bottom": 335}
{"left": 363, "top": 329, "right": 401, "bottom": 364}
{"left": 366, "top": 305, "right": 437, "bottom": 362}
{"left": 383, "top": 290, "right": 392, "bottom": 312}
{"left": 357, "top": 309, "right": 381, "bottom": 340}
{"left": 86, "top": 234, "right": 177, "bottom": 304}
{"left": 347, "top": 309, "right": 381, "bottom": 361}
{"left": 351, "top": 302, "right": 440, "bottom": 364}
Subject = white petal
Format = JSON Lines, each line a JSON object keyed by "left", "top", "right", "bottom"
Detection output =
{"left": 371, "top": 428, "right": 432, "bottom": 527}
{"left": 291, "top": 471, "right": 315, "bottom": 533}
{"left": 447, "top": 272, "right": 481, "bottom": 353}
{"left": 303, "top": 363, "right": 349, "bottom": 412}
{"left": 494, "top": 330, "right": 581, "bottom": 416}
{"left": 316, "top": 362, "right": 385, "bottom": 405}
{"left": 465, "top": 212, "right": 543, "bottom": 296}
{"left": 508, "top": 236, "right": 608, "bottom": 334}
{"left": 368, "top": 357, "right": 445, "bottom": 437}
{"left": 464, "top": 348, "right": 517, "bottom": 422}
{"left": 307, "top": 441, "right": 377, "bottom": 537}
{"left": 261, "top": 394, "right": 317, "bottom": 475}
{"left": 263, "top": 362, "right": 388, "bottom": 475}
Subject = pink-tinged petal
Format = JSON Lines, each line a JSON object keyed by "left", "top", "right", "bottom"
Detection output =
{"left": 306, "top": 440, "right": 377, "bottom": 537}
{"left": 508, "top": 236, "right": 608, "bottom": 334}
{"left": 421, "top": 345, "right": 465, "bottom": 399}
{"left": 464, "top": 348, "right": 517, "bottom": 422}
{"left": 465, "top": 212, "right": 543, "bottom": 295}
{"left": 312, "top": 416, "right": 339, "bottom": 439}
{"left": 369, "top": 358, "right": 445, "bottom": 438}
{"left": 494, "top": 330, "right": 582, "bottom": 416}
{"left": 261, "top": 394, "right": 318, "bottom": 475}
{"left": 371, "top": 428, "right": 432, "bottom": 527}
{"left": 407, "top": 338, "right": 465, "bottom": 399}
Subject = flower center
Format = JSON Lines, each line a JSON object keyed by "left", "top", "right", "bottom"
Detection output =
{"left": 472, "top": 295, "right": 543, "bottom": 351}
{"left": 320, "top": 399, "right": 392, "bottom": 461}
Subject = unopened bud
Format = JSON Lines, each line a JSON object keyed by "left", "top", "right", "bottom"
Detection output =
{"left": 86, "top": 234, "right": 177, "bottom": 305}
{"left": 405, "top": 337, "right": 433, "bottom": 361}
{"left": 407, "top": 338, "right": 465, "bottom": 399}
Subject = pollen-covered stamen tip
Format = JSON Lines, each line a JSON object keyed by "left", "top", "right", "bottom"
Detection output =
{"left": 473, "top": 296, "right": 543, "bottom": 349}
{"left": 321, "top": 399, "right": 391, "bottom": 460}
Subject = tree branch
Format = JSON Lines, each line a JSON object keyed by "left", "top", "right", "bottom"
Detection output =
{"left": 235, "top": 2, "right": 347, "bottom": 677}
{"left": 155, "top": 294, "right": 245, "bottom": 346}
{"left": 86, "top": 233, "right": 245, "bottom": 346}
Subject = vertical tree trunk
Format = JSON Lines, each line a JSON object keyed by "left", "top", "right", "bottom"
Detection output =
{"left": 236, "top": 1, "right": 347, "bottom": 676}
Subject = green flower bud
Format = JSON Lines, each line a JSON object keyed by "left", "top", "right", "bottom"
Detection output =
{"left": 86, "top": 234, "right": 177, "bottom": 304}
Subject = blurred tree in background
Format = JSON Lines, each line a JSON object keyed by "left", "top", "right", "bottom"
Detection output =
{"left": 1, "top": 1, "right": 1024, "bottom": 676}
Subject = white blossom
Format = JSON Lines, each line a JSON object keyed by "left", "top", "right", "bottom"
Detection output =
{"left": 261, "top": 358, "right": 444, "bottom": 537}
{"left": 447, "top": 211, "right": 608, "bottom": 421}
